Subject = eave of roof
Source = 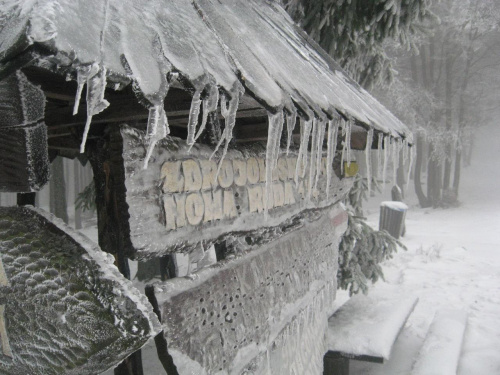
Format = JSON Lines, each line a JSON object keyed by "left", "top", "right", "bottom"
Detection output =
{"left": 0, "top": 0, "right": 412, "bottom": 148}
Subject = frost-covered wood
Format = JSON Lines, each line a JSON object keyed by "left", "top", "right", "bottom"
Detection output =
{"left": 150, "top": 204, "right": 348, "bottom": 374}
{"left": 0, "top": 206, "right": 161, "bottom": 375}
{"left": 0, "top": 71, "right": 49, "bottom": 193}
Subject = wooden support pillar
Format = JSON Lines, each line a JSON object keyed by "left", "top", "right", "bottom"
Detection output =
{"left": 85, "top": 127, "right": 141, "bottom": 374}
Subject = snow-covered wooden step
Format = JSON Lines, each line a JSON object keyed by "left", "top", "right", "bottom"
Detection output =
{"left": 411, "top": 309, "right": 468, "bottom": 375}
{"left": 324, "top": 293, "right": 418, "bottom": 374}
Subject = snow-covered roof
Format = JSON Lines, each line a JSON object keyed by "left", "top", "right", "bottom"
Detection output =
{"left": 0, "top": 0, "right": 411, "bottom": 142}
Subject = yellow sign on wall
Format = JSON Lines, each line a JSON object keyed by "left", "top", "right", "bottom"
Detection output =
{"left": 344, "top": 162, "right": 359, "bottom": 177}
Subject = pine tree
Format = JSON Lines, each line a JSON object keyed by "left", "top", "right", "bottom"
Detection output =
{"left": 283, "top": 0, "right": 433, "bottom": 88}
{"left": 338, "top": 175, "right": 405, "bottom": 295}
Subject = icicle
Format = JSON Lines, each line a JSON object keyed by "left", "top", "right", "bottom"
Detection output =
{"left": 73, "top": 64, "right": 99, "bottom": 116}
{"left": 402, "top": 138, "right": 409, "bottom": 166}
{"left": 264, "top": 110, "right": 284, "bottom": 212}
{"left": 382, "top": 135, "right": 389, "bottom": 188}
{"left": 326, "top": 119, "right": 338, "bottom": 199}
{"left": 345, "top": 120, "right": 352, "bottom": 168}
{"left": 210, "top": 86, "right": 243, "bottom": 179}
{"left": 186, "top": 88, "right": 202, "bottom": 148}
{"left": 285, "top": 106, "right": 297, "bottom": 155}
{"left": 307, "top": 118, "right": 319, "bottom": 200}
{"left": 377, "top": 132, "right": 383, "bottom": 178}
{"left": 194, "top": 85, "right": 219, "bottom": 143}
{"left": 294, "top": 118, "right": 312, "bottom": 186}
{"left": 365, "top": 128, "right": 374, "bottom": 195}
{"left": 405, "top": 145, "right": 415, "bottom": 195}
{"left": 392, "top": 138, "right": 399, "bottom": 186}
{"left": 79, "top": 66, "right": 110, "bottom": 153}
{"left": 143, "top": 105, "right": 169, "bottom": 169}
{"left": 314, "top": 120, "right": 327, "bottom": 193}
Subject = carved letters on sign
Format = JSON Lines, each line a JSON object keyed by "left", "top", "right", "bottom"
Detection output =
{"left": 160, "top": 156, "right": 321, "bottom": 231}
{"left": 0, "top": 257, "right": 12, "bottom": 358}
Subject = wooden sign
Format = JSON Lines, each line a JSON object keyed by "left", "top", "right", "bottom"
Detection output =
{"left": 118, "top": 126, "right": 351, "bottom": 258}
{"left": 0, "top": 206, "right": 161, "bottom": 375}
{"left": 149, "top": 204, "right": 349, "bottom": 373}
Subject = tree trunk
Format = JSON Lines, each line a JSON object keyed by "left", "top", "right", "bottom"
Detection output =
{"left": 50, "top": 156, "right": 69, "bottom": 224}
{"left": 410, "top": 53, "right": 430, "bottom": 207}
{"left": 427, "top": 153, "right": 442, "bottom": 208}
{"left": 396, "top": 148, "right": 406, "bottom": 198}
{"left": 452, "top": 148, "right": 461, "bottom": 192}
{"left": 442, "top": 54, "right": 454, "bottom": 190}
{"left": 414, "top": 134, "right": 430, "bottom": 207}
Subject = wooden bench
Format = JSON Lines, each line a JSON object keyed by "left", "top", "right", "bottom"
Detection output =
{"left": 411, "top": 309, "right": 468, "bottom": 375}
{"left": 324, "top": 293, "right": 418, "bottom": 375}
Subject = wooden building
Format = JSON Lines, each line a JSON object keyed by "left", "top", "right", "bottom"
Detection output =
{"left": 0, "top": 0, "right": 412, "bottom": 374}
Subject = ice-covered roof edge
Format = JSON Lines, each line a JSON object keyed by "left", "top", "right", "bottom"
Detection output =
{"left": 0, "top": 0, "right": 412, "bottom": 163}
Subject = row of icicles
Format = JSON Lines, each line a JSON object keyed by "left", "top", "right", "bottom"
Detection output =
{"left": 73, "top": 67, "right": 413, "bottom": 212}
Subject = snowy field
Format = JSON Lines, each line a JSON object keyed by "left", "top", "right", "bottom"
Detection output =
{"left": 348, "top": 121, "right": 500, "bottom": 375}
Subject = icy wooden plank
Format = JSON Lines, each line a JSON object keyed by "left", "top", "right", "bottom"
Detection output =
{"left": 327, "top": 293, "right": 418, "bottom": 361}
{"left": 0, "top": 206, "right": 161, "bottom": 375}
{"left": 411, "top": 310, "right": 468, "bottom": 375}
{"left": 150, "top": 204, "right": 349, "bottom": 374}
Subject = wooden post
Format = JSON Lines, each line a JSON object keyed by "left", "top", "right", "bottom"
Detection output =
{"left": 85, "top": 129, "right": 142, "bottom": 374}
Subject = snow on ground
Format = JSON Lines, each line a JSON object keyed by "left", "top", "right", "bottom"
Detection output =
{"left": 349, "top": 122, "right": 500, "bottom": 375}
